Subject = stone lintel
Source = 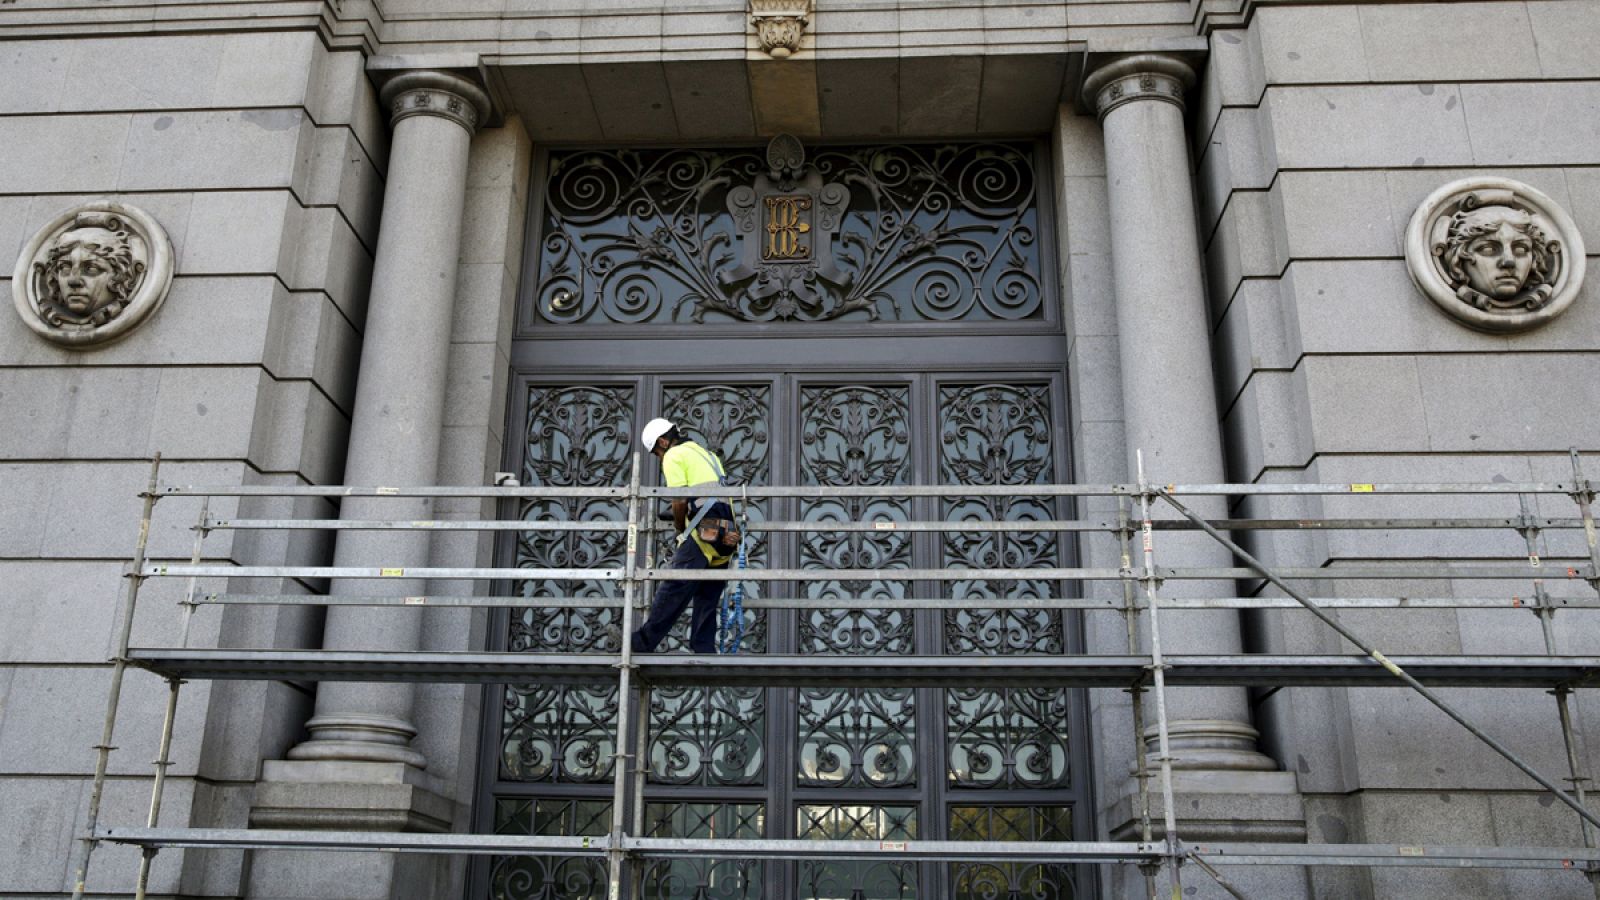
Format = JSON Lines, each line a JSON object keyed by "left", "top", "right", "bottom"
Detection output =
{"left": 251, "top": 761, "right": 453, "bottom": 833}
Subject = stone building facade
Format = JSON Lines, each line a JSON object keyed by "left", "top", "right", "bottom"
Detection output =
{"left": 1, "top": 1, "right": 1598, "bottom": 898}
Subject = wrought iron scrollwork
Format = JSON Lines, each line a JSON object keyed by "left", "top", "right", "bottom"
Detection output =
{"left": 799, "top": 385, "right": 913, "bottom": 655}
{"left": 648, "top": 385, "right": 770, "bottom": 784}
{"left": 946, "top": 686, "right": 1071, "bottom": 789}
{"left": 515, "top": 385, "right": 634, "bottom": 655}
{"left": 938, "top": 383, "right": 1072, "bottom": 791}
{"left": 649, "top": 685, "right": 764, "bottom": 786}
{"left": 796, "top": 386, "right": 918, "bottom": 789}
{"left": 504, "top": 385, "right": 635, "bottom": 785}
{"left": 501, "top": 683, "right": 618, "bottom": 782}
{"left": 938, "top": 382, "right": 1061, "bottom": 654}
{"left": 797, "top": 686, "right": 917, "bottom": 788}
{"left": 535, "top": 143, "right": 1043, "bottom": 324}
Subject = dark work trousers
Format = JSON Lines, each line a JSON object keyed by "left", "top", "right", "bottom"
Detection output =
{"left": 632, "top": 533, "right": 729, "bottom": 654}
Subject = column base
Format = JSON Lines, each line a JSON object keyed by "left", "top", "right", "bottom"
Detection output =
{"left": 1147, "top": 719, "right": 1280, "bottom": 771}
{"left": 1108, "top": 769, "right": 1312, "bottom": 900}
{"left": 286, "top": 713, "right": 428, "bottom": 768}
{"left": 251, "top": 760, "right": 452, "bottom": 833}
{"left": 1110, "top": 768, "right": 1308, "bottom": 843}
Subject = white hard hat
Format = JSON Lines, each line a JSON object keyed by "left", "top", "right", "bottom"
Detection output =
{"left": 641, "top": 417, "right": 675, "bottom": 452}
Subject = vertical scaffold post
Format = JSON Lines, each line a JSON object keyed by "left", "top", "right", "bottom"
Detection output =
{"left": 69, "top": 453, "right": 162, "bottom": 900}
{"left": 1118, "top": 498, "right": 1160, "bottom": 900}
{"left": 132, "top": 496, "right": 210, "bottom": 898}
{"left": 628, "top": 512, "right": 657, "bottom": 890}
{"left": 177, "top": 497, "right": 211, "bottom": 647}
{"left": 1134, "top": 452, "right": 1184, "bottom": 899}
{"left": 607, "top": 452, "right": 645, "bottom": 899}
{"left": 1570, "top": 450, "right": 1600, "bottom": 601}
{"left": 1562, "top": 455, "right": 1600, "bottom": 892}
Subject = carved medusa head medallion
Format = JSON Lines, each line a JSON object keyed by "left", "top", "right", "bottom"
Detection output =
{"left": 1405, "top": 178, "right": 1586, "bottom": 333}
{"left": 12, "top": 202, "right": 174, "bottom": 347}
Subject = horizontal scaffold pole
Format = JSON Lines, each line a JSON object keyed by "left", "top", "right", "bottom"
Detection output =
{"left": 187, "top": 593, "right": 1600, "bottom": 611}
{"left": 153, "top": 480, "right": 1581, "bottom": 500}
{"left": 140, "top": 563, "right": 1593, "bottom": 582}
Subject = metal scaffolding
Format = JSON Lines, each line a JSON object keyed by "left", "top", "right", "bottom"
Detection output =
{"left": 66, "top": 450, "right": 1600, "bottom": 899}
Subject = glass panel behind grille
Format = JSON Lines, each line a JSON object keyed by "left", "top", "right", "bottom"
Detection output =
{"left": 949, "top": 805, "right": 1077, "bottom": 899}
{"left": 642, "top": 802, "right": 765, "bottom": 899}
{"left": 489, "top": 799, "right": 609, "bottom": 900}
{"left": 797, "top": 804, "right": 918, "bottom": 900}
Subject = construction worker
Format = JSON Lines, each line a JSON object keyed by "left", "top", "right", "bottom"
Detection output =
{"left": 631, "top": 418, "right": 737, "bottom": 653}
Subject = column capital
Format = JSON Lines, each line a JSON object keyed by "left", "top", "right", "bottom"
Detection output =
{"left": 379, "top": 69, "right": 492, "bottom": 134}
{"left": 1081, "top": 53, "right": 1197, "bottom": 121}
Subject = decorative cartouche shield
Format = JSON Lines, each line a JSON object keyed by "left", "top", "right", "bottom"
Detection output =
{"left": 1404, "top": 177, "right": 1585, "bottom": 334}
{"left": 12, "top": 202, "right": 174, "bottom": 347}
{"left": 720, "top": 134, "right": 853, "bottom": 320}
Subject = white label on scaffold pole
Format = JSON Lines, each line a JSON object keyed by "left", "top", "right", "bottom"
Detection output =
{"left": 376, "top": 486, "right": 399, "bottom": 495}
{"left": 879, "top": 840, "right": 907, "bottom": 851}
{"left": 403, "top": 596, "right": 426, "bottom": 605}
{"left": 874, "top": 521, "right": 897, "bottom": 530}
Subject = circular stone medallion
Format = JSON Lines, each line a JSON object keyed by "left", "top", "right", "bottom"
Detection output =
{"left": 1404, "top": 177, "right": 1586, "bottom": 333}
{"left": 12, "top": 202, "right": 175, "bottom": 347}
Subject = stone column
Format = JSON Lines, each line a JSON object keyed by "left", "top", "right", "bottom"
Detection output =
{"left": 282, "top": 70, "right": 489, "bottom": 773}
{"left": 1083, "top": 54, "right": 1276, "bottom": 773}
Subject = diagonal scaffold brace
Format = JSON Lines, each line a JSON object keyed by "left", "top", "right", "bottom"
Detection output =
{"left": 1154, "top": 486, "right": 1600, "bottom": 836}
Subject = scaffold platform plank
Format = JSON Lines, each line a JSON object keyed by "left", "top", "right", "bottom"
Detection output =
{"left": 124, "top": 649, "right": 1600, "bottom": 689}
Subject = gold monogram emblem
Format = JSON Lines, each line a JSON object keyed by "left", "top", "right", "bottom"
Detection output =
{"left": 764, "top": 195, "right": 812, "bottom": 260}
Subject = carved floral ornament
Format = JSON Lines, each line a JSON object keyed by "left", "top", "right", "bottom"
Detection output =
{"left": 750, "top": 0, "right": 811, "bottom": 58}
{"left": 1404, "top": 177, "right": 1586, "bottom": 333}
{"left": 11, "top": 202, "right": 174, "bottom": 347}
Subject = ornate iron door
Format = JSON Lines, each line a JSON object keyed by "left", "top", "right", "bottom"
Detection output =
{"left": 474, "top": 140, "right": 1090, "bottom": 900}
{"left": 478, "top": 365, "right": 1087, "bottom": 899}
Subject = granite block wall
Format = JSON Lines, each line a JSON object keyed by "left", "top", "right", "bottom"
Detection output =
{"left": 0, "top": 30, "right": 381, "bottom": 896}
{"left": 1197, "top": 3, "right": 1600, "bottom": 896}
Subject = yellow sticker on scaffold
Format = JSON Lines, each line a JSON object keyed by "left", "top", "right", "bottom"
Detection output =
{"left": 1350, "top": 484, "right": 1374, "bottom": 493}
{"left": 380, "top": 567, "right": 404, "bottom": 577}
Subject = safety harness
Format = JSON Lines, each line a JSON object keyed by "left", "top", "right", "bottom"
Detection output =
{"left": 676, "top": 443, "right": 749, "bottom": 655}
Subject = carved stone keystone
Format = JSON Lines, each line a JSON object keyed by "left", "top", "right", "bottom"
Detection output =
{"left": 750, "top": 0, "right": 811, "bottom": 58}
{"left": 11, "top": 202, "right": 174, "bottom": 347}
{"left": 1405, "top": 177, "right": 1586, "bottom": 333}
